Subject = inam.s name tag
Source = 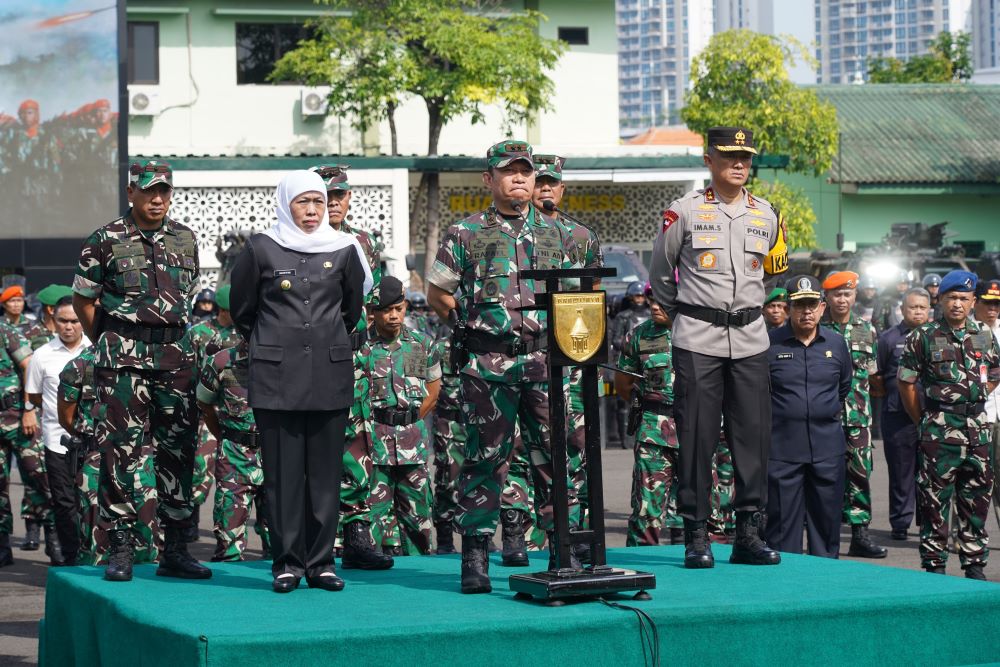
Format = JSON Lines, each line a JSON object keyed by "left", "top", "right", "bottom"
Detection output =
{"left": 274, "top": 269, "right": 297, "bottom": 277}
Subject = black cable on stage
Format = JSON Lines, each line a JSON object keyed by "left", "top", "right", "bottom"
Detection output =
{"left": 598, "top": 597, "right": 661, "bottom": 667}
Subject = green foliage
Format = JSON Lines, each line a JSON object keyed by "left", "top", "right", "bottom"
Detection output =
{"left": 751, "top": 180, "right": 817, "bottom": 250}
{"left": 682, "top": 30, "right": 838, "bottom": 177}
{"left": 867, "top": 31, "right": 971, "bottom": 83}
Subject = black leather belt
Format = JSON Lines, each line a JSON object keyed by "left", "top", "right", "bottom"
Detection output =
{"left": 350, "top": 330, "right": 368, "bottom": 352}
{"left": 435, "top": 407, "right": 462, "bottom": 422}
{"left": 641, "top": 399, "right": 673, "bottom": 416}
{"left": 465, "top": 330, "right": 546, "bottom": 356}
{"left": 0, "top": 392, "right": 20, "bottom": 411}
{"left": 221, "top": 426, "right": 259, "bottom": 447}
{"left": 678, "top": 303, "right": 761, "bottom": 328}
{"left": 103, "top": 317, "right": 186, "bottom": 343}
{"left": 373, "top": 406, "right": 420, "bottom": 426}
{"left": 925, "top": 400, "right": 985, "bottom": 416}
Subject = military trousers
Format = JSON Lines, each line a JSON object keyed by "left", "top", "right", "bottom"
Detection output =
{"left": 190, "top": 425, "right": 219, "bottom": 508}
{"left": 765, "top": 456, "right": 846, "bottom": 558}
{"left": 499, "top": 420, "right": 546, "bottom": 550}
{"left": 672, "top": 349, "right": 771, "bottom": 522}
{"left": 212, "top": 437, "right": 267, "bottom": 562}
{"left": 0, "top": 419, "right": 52, "bottom": 532}
{"left": 627, "top": 441, "right": 678, "bottom": 546}
{"left": 842, "top": 426, "right": 874, "bottom": 525}
{"left": 95, "top": 366, "right": 199, "bottom": 533}
{"left": 432, "top": 414, "right": 465, "bottom": 526}
{"left": 371, "top": 463, "right": 432, "bottom": 555}
{"left": 882, "top": 411, "right": 919, "bottom": 531}
{"left": 455, "top": 375, "right": 579, "bottom": 536}
{"left": 255, "top": 408, "right": 347, "bottom": 580}
{"left": 916, "top": 439, "right": 993, "bottom": 569}
{"left": 567, "top": 370, "right": 589, "bottom": 517}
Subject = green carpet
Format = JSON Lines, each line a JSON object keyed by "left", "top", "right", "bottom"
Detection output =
{"left": 40, "top": 546, "right": 1000, "bottom": 666}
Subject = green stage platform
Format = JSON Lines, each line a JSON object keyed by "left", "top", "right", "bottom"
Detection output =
{"left": 40, "top": 546, "right": 1000, "bottom": 666}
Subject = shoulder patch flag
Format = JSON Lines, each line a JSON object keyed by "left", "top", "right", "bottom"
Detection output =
{"left": 662, "top": 209, "right": 678, "bottom": 232}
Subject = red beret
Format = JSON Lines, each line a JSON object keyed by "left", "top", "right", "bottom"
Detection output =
{"left": 822, "top": 271, "right": 860, "bottom": 291}
{"left": 18, "top": 100, "right": 38, "bottom": 112}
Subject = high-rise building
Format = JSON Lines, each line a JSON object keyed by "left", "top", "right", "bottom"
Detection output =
{"left": 971, "top": 0, "right": 1000, "bottom": 70}
{"left": 815, "top": 0, "right": 971, "bottom": 84}
{"left": 617, "top": 0, "right": 714, "bottom": 136}
{"left": 715, "top": 0, "right": 776, "bottom": 32}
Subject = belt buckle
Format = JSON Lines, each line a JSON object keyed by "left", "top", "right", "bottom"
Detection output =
{"left": 510, "top": 341, "right": 525, "bottom": 355}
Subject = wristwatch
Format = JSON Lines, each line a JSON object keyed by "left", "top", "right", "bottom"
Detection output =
{"left": 24, "top": 402, "right": 37, "bottom": 412}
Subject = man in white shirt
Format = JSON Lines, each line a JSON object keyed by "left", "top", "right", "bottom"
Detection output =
{"left": 973, "top": 278, "right": 1000, "bottom": 521}
{"left": 25, "top": 297, "right": 89, "bottom": 565}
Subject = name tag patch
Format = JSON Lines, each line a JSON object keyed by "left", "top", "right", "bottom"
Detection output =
{"left": 274, "top": 269, "right": 297, "bottom": 277}
{"left": 777, "top": 353, "right": 793, "bottom": 360}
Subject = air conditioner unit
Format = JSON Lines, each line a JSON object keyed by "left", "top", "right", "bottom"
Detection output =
{"left": 128, "top": 86, "right": 161, "bottom": 116}
{"left": 300, "top": 87, "right": 330, "bottom": 118}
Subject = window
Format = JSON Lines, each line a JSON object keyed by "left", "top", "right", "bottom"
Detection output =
{"left": 127, "top": 21, "right": 159, "bottom": 84}
{"left": 236, "top": 22, "right": 312, "bottom": 85}
{"left": 558, "top": 27, "right": 589, "bottom": 45}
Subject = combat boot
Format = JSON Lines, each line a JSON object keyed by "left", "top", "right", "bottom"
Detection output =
{"left": 730, "top": 511, "right": 781, "bottom": 565}
{"left": 157, "top": 527, "right": 212, "bottom": 579}
{"left": 847, "top": 524, "right": 888, "bottom": 559}
{"left": 105, "top": 529, "right": 134, "bottom": 582}
{"left": 43, "top": 524, "right": 65, "bottom": 566}
{"left": 341, "top": 521, "right": 394, "bottom": 570}
{"left": 185, "top": 506, "right": 200, "bottom": 543}
{"left": 669, "top": 527, "right": 684, "bottom": 545}
{"left": 21, "top": 520, "right": 40, "bottom": 551}
{"left": 0, "top": 533, "right": 13, "bottom": 567}
{"left": 435, "top": 522, "right": 457, "bottom": 555}
{"left": 460, "top": 534, "right": 492, "bottom": 594}
{"left": 964, "top": 564, "right": 986, "bottom": 580}
{"left": 683, "top": 520, "right": 714, "bottom": 569}
{"left": 546, "top": 532, "right": 583, "bottom": 571}
{"left": 500, "top": 509, "right": 529, "bottom": 567}
{"left": 925, "top": 566, "right": 946, "bottom": 575}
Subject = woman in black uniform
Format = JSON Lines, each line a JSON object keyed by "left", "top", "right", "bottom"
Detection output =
{"left": 231, "top": 170, "right": 372, "bottom": 592}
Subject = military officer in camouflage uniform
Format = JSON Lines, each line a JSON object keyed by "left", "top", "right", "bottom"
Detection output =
{"left": 185, "top": 284, "right": 241, "bottom": 541}
{"left": 196, "top": 337, "right": 269, "bottom": 561}
{"left": 57, "top": 345, "right": 161, "bottom": 565}
{"left": 0, "top": 323, "right": 37, "bottom": 566}
{"left": 308, "top": 164, "right": 393, "bottom": 570}
{"left": 898, "top": 270, "right": 999, "bottom": 579}
{"left": 648, "top": 127, "right": 787, "bottom": 569}
{"left": 611, "top": 282, "right": 651, "bottom": 450}
{"left": 362, "top": 277, "right": 441, "bottom": 555}
{"left": 431, "top": 325, "right": 464, "bottom": 554}
{"left": 821, "top": 271, "right": 888, "bottom": 558}
{"left": 427, "top": 140, "right": 582, "bottom": 594}
{"left": 72, "top": 159, "right": 209, "bottom": 582}
{"left": 615, "top": 294, "right": 679, "bottom": 545}
{"left": 762, "top": 287, "right": 788, "bottom": 331}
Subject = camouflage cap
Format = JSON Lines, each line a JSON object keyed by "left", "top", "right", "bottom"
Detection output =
{"left": 486, "top": 140, "right": 533, "bottom": 169}
{"left": 310, "top": 164, "right": 351, "bottom": 192}
{"left": 129, "top": 159, "right": 172, "bottom": 190}
{"left": 534, "top": 154, "right": 564, "bottom": 181}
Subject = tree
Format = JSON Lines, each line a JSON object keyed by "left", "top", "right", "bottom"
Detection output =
{"left": 682, "top": 30, "right": 838, "bottom": 249}
{"left": 274, "top": 0, "right": 566, "bottom": 275}
{"left": 867, "top": 31, "right": 972, "bottom": 83}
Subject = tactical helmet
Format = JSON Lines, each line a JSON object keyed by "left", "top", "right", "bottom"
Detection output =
{"left": 194, "top": 288, "right": 216, "bottom": 305}
{"left": 626, "top": 281, "right": 644, "bottom": 298}
{"left": 858, "top": 275, "right": 878, "bottom": 290}
{"left": 406, "top": 291, "right": 428, "bottom": 309}
{"left": 896, "top": 270, "right": 910, "bottom": 284}
{"left": 921, "top": 273, "right": 942, "bottom": 288}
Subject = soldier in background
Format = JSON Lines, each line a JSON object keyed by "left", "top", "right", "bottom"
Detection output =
{"left": 922, "top": 273, "right": 942, "bottom": 321}
{"left": 0, "top": 323, "right": 36, "bottom": 566}
{"left": 73, "top": 160, "right": 208, "bottom": 582}
{"left": 0, "top": 100, "right": 60, "bottom": 212}
{"left": 856, "top": 275, "right": 879, "bottom": 323}
{"left": 27, "top": 285, "right": 74, "bottom": 351}
{"left": 309, "top": 164, "right": 393, "bottom": 571}
{"left": 898, "top": 271, "right": 999, "bottom": 579}
{"left": 362, "top": 277, "right": 441, "bottom": 555}
{"left": 821, "top": 271, "right": 887, "bottom": 558}
{"left": 427, "top": 140, "right": 582, "bottom": 593}
{"left": 762, "top": 287, "right": 788, "bottom": 330}
{"left": 431, "top": 320, "right": 464, "bottom": 554}
{"left": 610, "top": 281, "right": 651, "bottom": 450}
{"left": 190, "top": 289, "right": 217, "bottom": 326}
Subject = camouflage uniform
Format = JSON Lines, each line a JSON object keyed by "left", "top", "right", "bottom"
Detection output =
{"left": 73, "top": 212, "right": 201, "bottom": 538}
{"left": 196, "top": 341, "right": 269, "bottom": 561}
{"left": 185, "top": 319, "right": 240, "bottom": 511}
{"left": 826, "top": 317, "right": 879, "bottom": 525}
{"left": 500, "top": 420, "right": 547, "bottom": 550}
{"left": 58, "top": 347, "right": 160, "bottom": 564}
{"left": 618, "top": 319, "right": 679, "bottom": 546}
{"left": 709, "top": 434, "right": 734, "bottom": 539}
{"left": 899, "top": 318, "right": 1000, "bottom": 570}
{"left": 362, "top": 325, "right": 441, "bottom": 555}
{"left": 11, "top": 314, "right": 55, "bottom": 352}
{"left": 432, "top": 334, "right": 465, "bottom": 528}
{"left": 0, "top": 324, "right": 49, "bottom": 537}
{"left": 427, "top": 203, "right": 581, "bottom": 537}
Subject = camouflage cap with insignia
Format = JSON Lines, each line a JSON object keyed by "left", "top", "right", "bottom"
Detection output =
{"left": 486, "top": 140, "right": 533, "bottom": 169}
{"left": 707, "top": 126, "right": 758, "bottom": 155}
{"left": 310, "top": 164, "right": 351, "bottom": 192}
{"left": 129, "top": 159, "right": 172, "bottom": 189}
{"left": 534, "top": 154, "right": 564, "bottom": 181}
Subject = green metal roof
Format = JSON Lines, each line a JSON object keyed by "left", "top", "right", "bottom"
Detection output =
{"left": 817, "top": 84, "right": 1000, "bottom": 185}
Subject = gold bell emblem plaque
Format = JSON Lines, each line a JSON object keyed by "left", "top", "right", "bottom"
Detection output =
{"left": 552, "top": 292, "right": 605, "bottom": 363}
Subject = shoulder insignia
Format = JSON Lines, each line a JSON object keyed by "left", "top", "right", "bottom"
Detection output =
{"left": 662, "top": 209, "right": 678, "bottom": 232}
{"left": 747, "top": 192, "right": 757, "bottom": 207}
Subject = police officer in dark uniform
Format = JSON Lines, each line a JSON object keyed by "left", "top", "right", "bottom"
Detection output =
{"left": 648, "top": 127, "right": 787, "bottom": 568}
{"left": 765, "top": 276, "right": 852, "bottom": 557}
{"left": 230, "top": 170, "right": 371, "bottom": 593}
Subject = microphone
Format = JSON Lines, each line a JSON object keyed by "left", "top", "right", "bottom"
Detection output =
{"left": 510, "top": 199, "right": 529, "bottom": 221}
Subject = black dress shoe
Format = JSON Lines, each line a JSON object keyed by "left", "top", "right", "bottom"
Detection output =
{"left": 890, "top": 528, "right": 908, "bottom": 541}
{"left": 307, "top": 571, "right": 345, "bottom": 591}
{"left": 272, "top": 573, "right": 300, "bottom": 593}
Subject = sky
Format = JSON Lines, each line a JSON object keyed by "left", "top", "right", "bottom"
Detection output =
{"left": 773, "top": 0, "right": 817, "bottom": 85}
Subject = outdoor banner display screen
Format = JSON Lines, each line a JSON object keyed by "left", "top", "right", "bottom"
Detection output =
{"left": 0, "top": 1, "right": 121, "bottom": 240}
